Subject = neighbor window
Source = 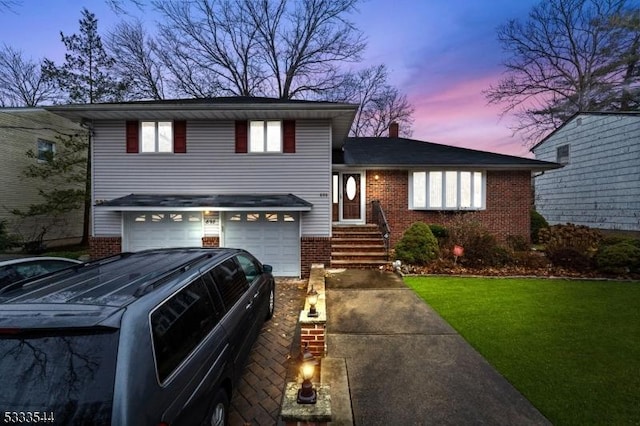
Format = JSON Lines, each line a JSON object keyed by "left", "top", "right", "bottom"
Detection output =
{"left": 556, "top": 144, "right": 569, "bottom": 165}
{"left": 37, "top": 139, "right": 55, "bottom": 162}
{"left": 249, "top": 120, "right": 281, "bottom": 152}
{"left": 141, "top": 121, "right": 173, "bottom": 153}
{"left": 410, "top": 171, "right": 485, "bottom": 210}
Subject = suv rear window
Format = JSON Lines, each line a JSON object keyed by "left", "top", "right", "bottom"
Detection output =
{"left": 0, "top": 328, "right": 119, "bottom": 425}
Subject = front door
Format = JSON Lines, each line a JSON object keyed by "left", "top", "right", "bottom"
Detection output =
{"left": 332, "top": 171, "right": 365, "bottom": 223}
{"left": 342, "top": 173, "right": 361, "bottom": 220}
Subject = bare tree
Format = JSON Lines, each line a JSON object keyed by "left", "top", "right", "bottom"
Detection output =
{"left": 104, "top": 0, "right": 145, "bottom": 15}
{"left": 0, "top": 0, "right": 21, "bottom": 13}
{"left": 331, "top": 65, "right": 414, "bottom": 137}
{"left": 485, "top": 0, "right": 640, "bottom": 145}
{"left": 0, "top": 45, "right": 56, "bottom": 107}
{"left": 148, "top": 0, "right": 365, "bottom": 99}
{"left": 107, "top": 20, "right": 166, "bottom": 100}
{"left": 245, "top": 0, "right": 366, "bottom": 99}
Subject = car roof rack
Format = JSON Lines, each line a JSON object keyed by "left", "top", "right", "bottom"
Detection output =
{"left": 132, "top": 252, "right": 214, "bottom": 297}
{"left": 0, "top": 252, "right": 135, "bottom": 296}
{"left": 0, "top": 249, "right": 228, "bottom": 306}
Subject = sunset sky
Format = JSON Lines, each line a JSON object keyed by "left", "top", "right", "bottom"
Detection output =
{"left": 0, "top": 0, "right": 541, "bottom": 157}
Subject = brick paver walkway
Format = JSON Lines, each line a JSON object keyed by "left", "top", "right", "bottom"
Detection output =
{"left": 229, "top": 279, "right": 307, "bottom": 426}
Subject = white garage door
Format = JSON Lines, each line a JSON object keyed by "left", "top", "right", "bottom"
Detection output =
{"left": 224, "top": 212, "right": 300, "bottom": 277}
{"left": 124, "top": 212, "right": 203, "bottom": 251}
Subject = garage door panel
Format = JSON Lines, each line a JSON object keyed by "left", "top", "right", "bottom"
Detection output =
{"left": 224, "top": 212, "right": 300, "bottom": 277}
{"left": 124, "top": 212, "right": 203, "bottom": 251}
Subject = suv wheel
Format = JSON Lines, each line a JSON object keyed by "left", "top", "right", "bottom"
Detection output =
{"left": 209, "top": 389, "right": 229, "bottom": 426}
{"left": 265, "top": 284, "right": 275, "bottom": 320}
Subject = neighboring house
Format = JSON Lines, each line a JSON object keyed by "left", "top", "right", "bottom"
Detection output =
{"left": 532, "top": 112, "right": 640, "bottom": 233}
{"left": 0, "top": 108, "right": 84, "bottom": 247}
{"left": 46, "top": 98, "right": 559, "bottom": 277}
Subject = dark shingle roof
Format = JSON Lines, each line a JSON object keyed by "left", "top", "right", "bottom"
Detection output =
{"left": 99, "top": 193, "right": 312, "bottom": 210}
{"left": 337, "top": 137, "right": 561, "bottom": 170}
{"left": 89, "top": 96, "right": 349, "bottom": 107}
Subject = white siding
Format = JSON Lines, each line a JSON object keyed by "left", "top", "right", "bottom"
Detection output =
{"left": 533, "top": 114, "right": 640, "bottom": 231}
{"left": 92, "top": 120, "right": 331, "bottom": 236}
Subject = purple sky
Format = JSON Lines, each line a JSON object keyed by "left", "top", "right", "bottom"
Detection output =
{"left": 0, "top": 0, "right": 540, "bottom": 157}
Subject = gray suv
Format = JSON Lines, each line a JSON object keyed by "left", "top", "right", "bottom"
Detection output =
{"left": 0, "top": 248, "right": 275, "bottom": 426}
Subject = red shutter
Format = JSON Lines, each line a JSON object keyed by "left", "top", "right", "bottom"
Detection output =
{"left": 235, "top": 121, "right": 248, "bottom": 153}
{"left": 283, "top": 120, "right": 295, "bottom": 153}
{"left": 126, "top": 121, "right": 139, "bottom": 153}
{"left": 173, "top": 120, "right": 187, "bottom": 153}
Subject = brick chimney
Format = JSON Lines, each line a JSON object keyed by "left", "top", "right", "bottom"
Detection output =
{"left": 389, "top": 121, "right": 399, "bottom": 138}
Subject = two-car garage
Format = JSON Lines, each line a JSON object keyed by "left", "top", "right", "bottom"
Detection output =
{"left": 117, "top": 194, "right": 310, "bottom": 277}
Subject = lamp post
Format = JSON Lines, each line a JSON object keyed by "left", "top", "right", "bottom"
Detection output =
{"left": 307, "top": 285, "right": 319, "bottom": 318}
{"left": 297, "top": 344, "right": 318, "bottom": 404}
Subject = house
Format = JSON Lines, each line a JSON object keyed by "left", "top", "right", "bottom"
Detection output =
{"left": 532, "top": 112, "right": 640, "bottom": 233}
{"left": 46, "top": 98, "right": 559, "bottom": 277}
{"left": 0, "top": 108, "right": 85, "bottom": 247}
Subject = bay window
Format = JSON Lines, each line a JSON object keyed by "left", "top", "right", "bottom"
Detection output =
{"left": 410, "top": 170, "right": 485, "bottom": 210}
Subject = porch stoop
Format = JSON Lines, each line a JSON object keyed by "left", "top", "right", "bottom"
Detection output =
{"left": 331, "top": 224, "right": 389, "bottom": 269}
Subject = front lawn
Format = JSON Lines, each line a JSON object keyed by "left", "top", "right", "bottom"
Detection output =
{"left": 404, "top": 276, "right": 640, "bottom": 425}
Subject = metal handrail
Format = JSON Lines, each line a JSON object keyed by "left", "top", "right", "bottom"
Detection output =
{"left": 371, "top": 200, "right": 391, "bottom": 259}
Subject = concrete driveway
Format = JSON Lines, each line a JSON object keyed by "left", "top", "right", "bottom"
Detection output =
{"left": 325, "top": 269, "right": 550, "bottom": 425}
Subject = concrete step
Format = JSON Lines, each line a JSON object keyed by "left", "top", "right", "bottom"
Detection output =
{"left": 331, "top": 251, "right": 387, "bottom": 258}
{"left": 330, "top": 259, "right": 389, "bottom": 268}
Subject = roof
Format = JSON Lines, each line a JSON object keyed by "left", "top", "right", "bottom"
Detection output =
{"left": 530, "top": 111, "right": 640, "bottom": 152}
{"left": 98, "top": 193, "right": 313, "bottom": 211}
{"left": 336, "top": 137, "right": 561, "bottom": 171}
{"left": 44, "top": 97, "right": 358, "bottom": 149}
{"left": 0, "top": 249, "right": 237, "bottom": 328}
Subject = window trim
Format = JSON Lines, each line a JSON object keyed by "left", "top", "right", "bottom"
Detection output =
{"left": 36, "top": 139, "right": 56, "bottom": 162}
{"left": 409, "top": 170, "right": 486, "bottom": 211}
{"left": 248, "top": 120, "right": 283, "bottom": 153}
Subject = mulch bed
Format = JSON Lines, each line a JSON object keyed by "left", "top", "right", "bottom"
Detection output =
{"left": 385, "top": 262, "right": 640, "bottom": 280}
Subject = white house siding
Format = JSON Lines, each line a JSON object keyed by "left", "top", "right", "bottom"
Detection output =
{"left": 0, "top": 109, "right": 84, "bottom": 243}
{"left": 92, "top": 120, "right": 332, "bottom": 237}
{"left": 533, "top": 114, "right": 640, "bottom": 231}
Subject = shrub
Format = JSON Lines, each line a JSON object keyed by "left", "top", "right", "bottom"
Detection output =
{"left": 512, "top": 251, "right": 551, "bottom": 269}
{"left": 506, "top": 234, "right": 530, "bottom": 251}
{"left": 445, "top": 214, "right": 512, "bottom": 267}
{"left": 428, "top": 224, "right": 449, "bottom": 240}
{"left": 546, "top": 247, "right": 593, "bottom": 271}
{"left": 530, "top": 210, "right": 549, "bottom": 243}
{"left": 539, "top": 224, "right": 602, "bottom": 267}
{"left": 600, "top": 236, "right": 640, "bottom": 249}
{"left": 595, "top": 242, "right": 640, "bottom": 274}
{"left": 394, "top": 222, "right": 439, "bottom": 265}
{"left": 0, "top": 220, "right": 19, "bottom": 251}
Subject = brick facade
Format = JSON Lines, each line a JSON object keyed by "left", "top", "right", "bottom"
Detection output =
{"left": 300, "top": 237, "right": 331, "bottom": 278}
{"left": 365, "top": 169, "right": 532, "bottom": 246}
{"left": 300, "top": 323, "right": 326, "bottom": 357}
{"left": 89, "top": 236, "right": 122, "bottom": 259}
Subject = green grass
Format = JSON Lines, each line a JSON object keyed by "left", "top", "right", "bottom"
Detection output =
{"left": 404, "top": 276, "right": 640, "bottom": 425}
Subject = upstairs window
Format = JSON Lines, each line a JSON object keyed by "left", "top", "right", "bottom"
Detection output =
{"left": 37, "top": 139, "right": 55, "bottom": 162}
{"left": 141, "top": 121, "right": 173, "bottom": 153}
{"left": 249, "top": 120, "right": 281, "bottom": 153}
{"left": 410, "top": 171, "right": 485, "bottom": 210}
{"left": 556, "top": 144, "right": 569, "bottom": 165}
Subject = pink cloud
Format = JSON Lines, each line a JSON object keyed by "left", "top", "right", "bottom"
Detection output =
{"left": 406, "top": 75, "right": 534, "bottom": 158}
